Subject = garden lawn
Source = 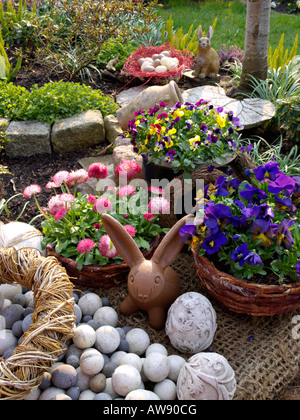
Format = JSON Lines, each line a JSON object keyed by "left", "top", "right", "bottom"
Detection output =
{"left": 157, "top": 0, "right": 299, "bottom": 52}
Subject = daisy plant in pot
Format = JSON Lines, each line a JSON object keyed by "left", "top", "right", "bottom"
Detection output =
{"left": 22, "top": 160, "right": 169, "bottom": 272}
{"left": 124, "top": 99, "right": 247, "bottom": 180}
{"left": 180, "top": 160, "right": 300, "bottom": 284}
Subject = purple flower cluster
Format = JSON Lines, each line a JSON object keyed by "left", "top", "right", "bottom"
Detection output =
{"left": 180, "top": 161, "right": 300, "bottom": 282}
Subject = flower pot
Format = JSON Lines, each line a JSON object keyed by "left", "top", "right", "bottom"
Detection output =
{"left": 192, "top": 249, "right": 300, "bottom": 316}
{"left": 48, "top": 234, "right": 160, "bottom": 289}
{"left": 116, "top": 81, "right": 183, "bottom": 131}
{"left": 144, "top": 161, "right": 183, "bottom": 183}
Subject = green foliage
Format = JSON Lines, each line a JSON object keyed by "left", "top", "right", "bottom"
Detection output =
{"left": 278, "top": 96, "right": 300, "bottom": 143}
{"left": 95, "top": 38, "right": 136, "bottom": 71}
{"left": 0, "top": 30, "right": 23, "bottom": 81}
{"left": 161, "top": 15, "right": 217, "bottom": 54}
{"left": 0, "top": 81, "right": 119, "bottom": 125}
{"left": 268, "top": 33, "right": 298, "bottom": 70}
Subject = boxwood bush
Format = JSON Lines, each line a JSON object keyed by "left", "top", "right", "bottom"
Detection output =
{"left": 0, "top": 81, "right": 119, "bottom": 124}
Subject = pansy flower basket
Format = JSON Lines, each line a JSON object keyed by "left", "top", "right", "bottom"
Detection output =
{"left": 22, "top": 160, "right": 169, "bottom": 288}
{"left": 180, "top": 161, "right": 300, "bottom": 316}
{"left": 125, "top": 99, "right": 245, "bottom": 179}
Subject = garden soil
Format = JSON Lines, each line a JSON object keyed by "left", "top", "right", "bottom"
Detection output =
{"left": 0, "top": 66, "right": 300, "bottom": 400}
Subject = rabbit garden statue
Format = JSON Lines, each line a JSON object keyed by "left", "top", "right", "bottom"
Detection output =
{"left": 194, "top": 26, "right": 220, "bottom": 79}
{"left": 101, "top": 214, "right": 191, "bottom": 329}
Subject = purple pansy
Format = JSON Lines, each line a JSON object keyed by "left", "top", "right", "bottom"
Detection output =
{"left": 239, "top": 184, "right": 268, "bottom": 203}
{"left": 179, "top": 224, "right": 197, "bottom": 245}
{"left": 296, "top": 262, "right": 300, "bottom": 278}
{"left": 268, "top": 172, "right": 296, "bottom": 196}
{"left": 231, "top": 243, "right": 250, "bottom": 266}
{"left": 275, "top": 219, "right": 295, "bottom": 250}
{"left": 250, "top": 219, "right": 275, "bottom": 247}
{"left": 253, "top": 161, "right": 280, "bottom": 182}
{"left": 202, "top": 231, "right": 228, "bottom": 254}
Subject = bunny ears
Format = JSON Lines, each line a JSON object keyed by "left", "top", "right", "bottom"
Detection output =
{"left": 198, "top": 25, "right": 214, "bottom": 40}
{"left": 101, "top": 214, "right": 192, "bottom": 271}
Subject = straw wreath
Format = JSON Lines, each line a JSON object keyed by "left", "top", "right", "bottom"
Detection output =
{"left": 0, "top": 247, "right": 75, "bottom": 400}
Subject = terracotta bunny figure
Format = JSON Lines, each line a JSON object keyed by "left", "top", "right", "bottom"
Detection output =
{"left": 101, "top": 214, "right": 191, "bottom": 329}
{"left": 194, "top": 25, "right": 220, "bottom": 79}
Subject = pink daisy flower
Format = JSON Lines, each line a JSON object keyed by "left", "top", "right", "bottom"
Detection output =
{"left": 23, "top": 184, "right": 41, "bottom": 198}
{"left": 77, "top": 239, "right": 96, "bottom": 255}
{"left": 48, "top": 196, "right": 65, "bottom": 215}
{"left": 88, "top": 162, "right": 108, "bottom": 179}
{"left": 149, "top": 186, "right": 165, "bottom": 195}
{"left": 94, "top": 197, "right": 113, "bottom": 213}
{"left": 54, "top": 208, "right": 68, "bottom": 221}
{"left": 46, "top": 181, "right": 58, "bottom": 189}
{"left": 99, "top": 235, "right": 119, "bottom": 259}
{"left": 67, "top": 169, "right": 89, "bottom": 186}
{"left": 117, "top": 185, "right": 136, "bottom": 198}
{"left": 94, "top": 223, "right": 101, "bottom": 229}
{"left": 144, "top": 212, "right": 155, "bottom": 222}
{"left": 59, "top": 193, "right": 75, "bottom": 203}
{"left": 115, "top": 160, "right": 141, "bottom": 180}
{"left": 148, "top": 197, "right": 170, "bottom": 214}
{"left": 88, "top": 194, "right": 97, "bottom": 204}
{"left": 52, "top": 171, "right": 70, "bottom": 187}
{"left": 124, "top": 225, "right": 136, "bottom": 237}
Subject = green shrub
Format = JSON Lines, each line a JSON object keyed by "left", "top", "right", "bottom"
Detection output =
{"left": 0, "top": 81, "right": 119, "bottom": 124}
{"left": 96, "top": 37, "right": 136, "bottom": 71}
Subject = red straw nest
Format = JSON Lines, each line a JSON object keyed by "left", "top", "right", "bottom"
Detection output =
{"left": 122, "top": 42, "right": 195, "bottom": 81}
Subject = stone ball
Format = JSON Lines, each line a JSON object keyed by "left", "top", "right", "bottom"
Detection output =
{"left": 0, "top": 284, "right": 22, "bottom": 301}
{"left": 0, "top": 291, "right": 4, "bottom": 312}
{"left": 0, "top": 329, "right": 17, "bottom": 356}
{"left": 80, "top": 348, "right": 104, "bottom": 376}
{"left": 177, "top": 352, "right": 236, "bottom": 400}
{"left": 79, "top": 390, "right": 96, "bottom": 400}
{"left": 125, "top": 389, "right": 160, "bottom": 400}
{"left": 93, "top": 392, "right": 112, "bottom": 401}
{"left": 39, "top": 387, "right": 66, "bottom": 400}
{"left": 76, "top": 367, "right": 91, "bottom": 392}
{"left": 153, "top": 379, "right": 177, "bottom": 400}
{"left": 119, "top": 353, "right": 143, "bottom": 373}
{"left": 12, "top": 293, "right": 26, "bottom": 307}
{"left": 95, "top": 326, "right": 120, "bottom": 354}
{"left": 66, "top": 386, "right": 81, "bottom": 400}
{"left": 143, "top": 352, "right": 170, "bottom": 383}
{"left": 125, "top": 328, "right": 150, "bottom": 356}
{"left": 78, "top": 293, "right": 102, "bottom": 317}
{"left": 0, "top": 315, "right": 6, "bottom": 332}
{"left": 167, "top": 355, "right": 186, "bottom": 382}
{"left": 93, "top": 306, "right": 118, "bottom": 327}
{"left": 73, "top": 325, "right": 96, "bottom": 350}
{"left": 89, "top": 373, "right": 106, "bottom": 393}
{"left": 112, "top": 364, "right": 142, "bottom": 397}
{"left": 165, "top": 292, "right": 217, "bottom": 354}
{"left": 145, "top": 343, "right": 168, "bottom": 357}
{"left": 51, "top": 394, "right": 72, "bottom": 401}
{"left": 51, "top": 364, "right": 78, "bottom": 389}
{"left": 22, "top": 313, "right": 33, "bottom": 333}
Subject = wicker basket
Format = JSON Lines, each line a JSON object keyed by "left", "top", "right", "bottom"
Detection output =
{"left": 48, "top": 234, "right": 160, "bottom": 288}
{"left": 192, "top": 249, "right": 300, "bottom": 316}
{"left": 0, "top": 247, "right": 75, "bottom": 400}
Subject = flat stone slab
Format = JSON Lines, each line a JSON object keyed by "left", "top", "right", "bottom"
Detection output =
{"left": 182, "top": 86, "right": 276, "bottom": 130}
{"left": 116, "top": 85, "right": 275, "bottom": 131}
{"left": 51, "top": 110, "right": 105, "bottom": 154}
{"left": 5, "top": 120, "right": 51, "bottom": 158}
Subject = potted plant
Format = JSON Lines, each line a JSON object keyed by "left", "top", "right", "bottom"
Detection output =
{"left": 179, "top": 161, "right": 300, "bottom": 315}
{"left": 22, "top": 160, "right": 169, "bottom": 288}
{"left": 124, "top": 99, "right": 246, "bottom": 181}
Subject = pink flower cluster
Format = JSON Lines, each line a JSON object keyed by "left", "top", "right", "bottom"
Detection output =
{"left": 115, "top": 160, "right": 141, "bottom": 180}
{"left": 77, "top": 235, "right": 120, "bottom": 259}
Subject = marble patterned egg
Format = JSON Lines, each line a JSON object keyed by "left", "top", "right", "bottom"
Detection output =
{"left": 165, "top": 292, "right": 217, "bottom": 354}
{"left": 177, "top": 352, "right": 236, "bottom": 400}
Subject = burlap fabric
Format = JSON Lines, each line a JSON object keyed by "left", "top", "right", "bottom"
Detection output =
{"left": 79, "top": 252, "right": 300, "bottom": 401}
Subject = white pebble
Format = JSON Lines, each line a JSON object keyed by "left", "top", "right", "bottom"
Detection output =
{"left": 119, "top": 353, "right": 143, "bottom": 373}
{"left": 93, "top": 307, "right": 118, "bottom": 327}
{"left": 24, "top": 388, "right": 41, "bottom": 400}
{"left": 110, "top": 351, "right": 127, "bottom": 365}
{"left": 76, "top": 367, "right": 91, "bottom": 392}
{"left": 154, "top": 379, "right": 177, "bottom": 400}
{"left": 126, "top": 389, "right": 160, "bottom": 400}
{"left": 24, "top": 291, "right": 34, "bottom": 307}
{"left": 73, "top": 325, "right": 96, "bottom": 350}
{"left": 112, "top": 365, "right": 142, "bottom": 397}
{"left": 80, "top": 349, "right": 104, "bottom": 376}
{"left": 0, "top": 329, "right": 17, "bottom": 356}
{"left": 79, "top": 390, "right": 96, "bottom": 400}
{"left": 0, "top": 315, "right": 5, "bottom": 331}
{"left": 78, "top": 293, "right": 102, "bottom": 317}
{"left": 143, "top": 352, "right": 170, "bottom": 383}
{"left": 155, "top": 65, "right": 168, "bottom": 73}
{"left": 39, "top": 387, "right": 66, "bottom": 400}
{"left": 95, "top": 326, "right": 120, "bottom": 354}
{"left": 0, "top": 284, "right": 22, "bottom": 300}
{"left": 146, "top": 343, "right": 168, "bottom": 357}
{"left": 167, "top": 355, "right": 186, "bottom": 382}
{"left": 126, "top": 328, "right": 150, "bottom": 356}
{"left": 104, "top": 378, "right": 120, "bottom": 399}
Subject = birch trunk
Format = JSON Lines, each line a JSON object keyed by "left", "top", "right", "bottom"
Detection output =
{"left": 240, "top": 0, "right": 271, "bottom": 89}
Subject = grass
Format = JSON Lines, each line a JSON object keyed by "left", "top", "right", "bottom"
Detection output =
{"left": 156, "top": 0, "right": 299, "bottom": 52}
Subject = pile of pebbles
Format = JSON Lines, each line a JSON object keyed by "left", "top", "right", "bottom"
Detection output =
{"left": 0, "top": 285, "right": 186, "bottom": 400}
{"left": 137, "top": 50, "right": 179, "bottom": 74}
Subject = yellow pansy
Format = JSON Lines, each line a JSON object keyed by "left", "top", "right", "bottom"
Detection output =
{"left": 167, "top": 128, "right": 177, "bottom": 136}
{"left": 216, "top": 115, "right": 226, "bottom": 128}
{"left": 165, "top": 139, "right": 174, "bottom": 148}
{"left": 149, "top": 124, "right": 158, "bottom": 135}
{"left": 173, "top": 109, "right": 185, "bottom": 119}
{"left": 135, "top": 120, "right": 141, "bottom": 126}
{"left": 189, "top": 135, "right": 200, "bottom": 145}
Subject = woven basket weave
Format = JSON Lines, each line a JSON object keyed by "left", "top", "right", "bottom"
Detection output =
{"left": 192, "top": 249, "right": 300, "bottom": 316}
{"left": 0, "top": 247, "right": 75, "bottom": 400}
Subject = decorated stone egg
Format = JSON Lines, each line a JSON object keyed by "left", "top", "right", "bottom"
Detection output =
{"left": 177, "top": 352, "right": 236, "bottom": 400}
{"left": 165, "top": 292, "right": 217, "bottom": 354}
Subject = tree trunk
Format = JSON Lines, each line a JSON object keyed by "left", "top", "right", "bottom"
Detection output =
{"left": 240, "top": 0, "right": 271, "bottom": 90}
